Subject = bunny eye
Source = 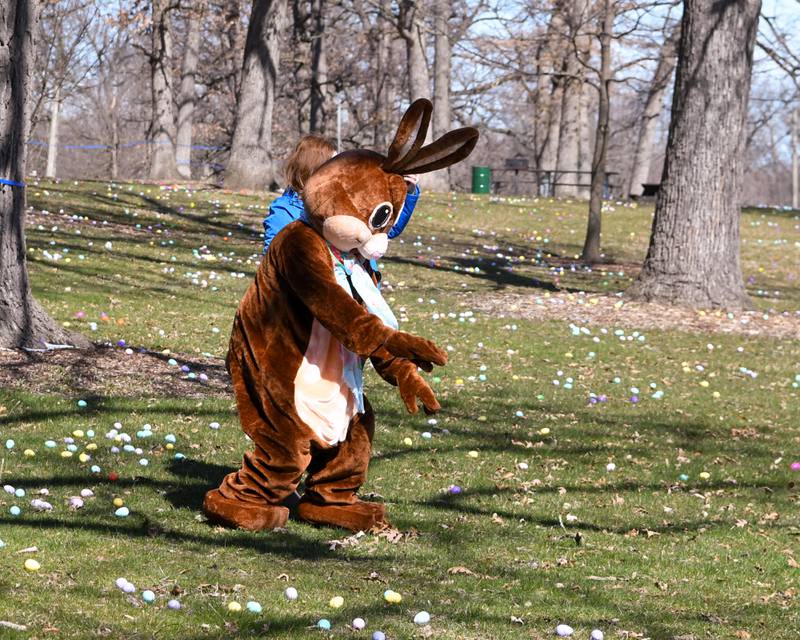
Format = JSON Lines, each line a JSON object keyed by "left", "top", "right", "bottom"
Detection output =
{"left": 369, "top": 202, "right": 393, "bottom": 229}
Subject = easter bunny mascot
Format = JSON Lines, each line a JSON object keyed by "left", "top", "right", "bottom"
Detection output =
{"left": 204, "top": 99, "right": 479, "bottom": 532}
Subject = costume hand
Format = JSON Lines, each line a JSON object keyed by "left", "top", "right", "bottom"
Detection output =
{"left": 383, "top": 331, "right": 447, "bottom": 367}
{"left": 397, "top": 366, "right": 440, "bottom": 415}
{"left": 403, "top": 174, "right": 419, "bottom": 194}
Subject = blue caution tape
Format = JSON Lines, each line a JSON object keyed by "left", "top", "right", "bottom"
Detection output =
{"left": 0, "top": 177, "right": 25, "bottom": 188}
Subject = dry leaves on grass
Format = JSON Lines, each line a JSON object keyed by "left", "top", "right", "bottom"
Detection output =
{"left": 473, "top": 292, "right": 800, "bottom": 339}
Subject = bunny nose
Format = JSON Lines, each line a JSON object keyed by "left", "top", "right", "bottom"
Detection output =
{"left": 358, "top": 233, "right": 388, "bottom": 261}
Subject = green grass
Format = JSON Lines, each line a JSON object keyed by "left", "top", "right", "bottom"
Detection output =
{"left": 0, "top": 180, "right": 798, "bottom": 639}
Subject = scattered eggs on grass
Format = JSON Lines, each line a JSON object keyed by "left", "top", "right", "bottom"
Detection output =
{"left": 383, "top": 589, "right": 402, "bottom": 604}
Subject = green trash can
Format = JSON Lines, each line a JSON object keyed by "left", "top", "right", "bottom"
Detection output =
{"left": 471, "top": 166, "right": 492, "bottom": 194}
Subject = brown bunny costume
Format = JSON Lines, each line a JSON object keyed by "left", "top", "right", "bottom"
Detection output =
{"left": 204, "top": 100, "right": 478, "bottom": 532}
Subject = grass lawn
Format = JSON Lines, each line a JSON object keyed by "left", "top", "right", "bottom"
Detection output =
{"left": 0, "top": 179, "right": 798, "bottom": 639}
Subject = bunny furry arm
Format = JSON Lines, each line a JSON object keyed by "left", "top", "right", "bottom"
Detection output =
{"left": 370, "top": 347, "right": 440, "bottom": 415}
{"left": 273, "top": 223, "right": 446, "bottom": 365}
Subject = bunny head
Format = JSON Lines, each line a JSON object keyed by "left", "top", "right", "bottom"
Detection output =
{"left": 302, "top": 99, "right": 479, "bottom": 261}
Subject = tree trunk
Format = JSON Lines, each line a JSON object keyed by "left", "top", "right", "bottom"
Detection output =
{"left": 430, "top": 0, "right": 451, "bottom": 190}
{"left": 628, "top": 0, "right": 760, "bottom": 309}
{"left": 627, "top": 28, "right": 678, "bottom": 198}
{"left": 539, "top": 5, "right": 566, "bottom": 182}
{"left": 176, "top": 1, "right": 204, "bottom": 180}
{"left": 576, "top": 29, "right": 592, "bottom": 199}
{"left": 577, "top": 81, "right": 592, "bottom": 199}
{"left": 110, "top": 91, "right": 120, "bottom": 180}
{"left": 225, "top": 0, "right": 287, "bottom": 191}
{"left": 554, "top": 0, "right": 587, "bottom": 199}
{"left": 792, "top": 107, "right": 798, "bottom": 209}
{"left": 309, "top": 0, "right": 331, "bottom": 134}
{"left": 373, "top": 0, "right": 393, "bottom": 148}
{"left": 0, "top": 0, "right": 89, "bottom": 349}
{"left": 149, "top": 0, "right": 179, "bottom": 180}
{"left": 45, "top": 84, "right": 60, "bottom": 179}
{"left": 291, "top": 0, "right": 311, "bottom": 136}
{"left": 580, "top": 0, "right": 613, "bottom": 263}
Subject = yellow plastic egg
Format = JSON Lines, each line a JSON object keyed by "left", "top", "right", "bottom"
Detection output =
{"left": 329, "top": 596, "right": 344, "bottom": 608}
{"left": 24, "top": 559, "right": 40, "bottom": 572}
{"left": 23, "top": 449, "right": 35, "bottom": 457}
{"left": 61, "top": 451, "right": 73, "bottom": 458}
{"left": 78, "top": 453, "right": 90, "bottom": 463}
{"left": 227, "top": 601, "right": 242, "bottom": 612}
{"left": 113, "top": 498, "right": 124, "bottom": 508}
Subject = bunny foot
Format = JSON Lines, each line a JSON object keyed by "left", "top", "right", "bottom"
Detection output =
{"left": 203, "top": 489, "right": 289, "bottom": 531}
{"left": 296, "top": 498, "right": 388, "bottom": 532}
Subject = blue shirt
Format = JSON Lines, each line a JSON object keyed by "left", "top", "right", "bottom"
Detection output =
{"left": 262, "top": 185, "right": 420, "bottom": 253}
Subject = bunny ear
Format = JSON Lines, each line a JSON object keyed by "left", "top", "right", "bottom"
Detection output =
{"left": 383, "top": 99, "right": 432, "bottom": 172}
{"left": 391, "top": 127, "right": 479, "bottom": 175}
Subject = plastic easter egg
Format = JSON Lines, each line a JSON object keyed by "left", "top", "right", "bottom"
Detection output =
{"left": 606, "top": 462, "right": 616, "bottom": 472}
{"left": 80, "top": 488, "right": 94, "bottom": 498}
{"left": 77, "top": 400, "right": 87, "bottom": 408}
{"left": 10, "top": 506, "right": 21, "bottom": 517}
{"left": 167, "top": 599, "right": 181, "bottom": 610}
{"left": 352, "top": 617, "right": 366, "bottom": 630}
{"left": 115, "top": 577, "right": 128, "bottom": 590}
{"left": 383, "top": 589, "right": 402, "bottom": 604}
{"left": 113, "top": 497, "right": 124, "bottom": 507}
{"left": 448, "top": 485, "right": 462, "bottom": 495}
{"left": 246, "top": 600, "right": 262, "bottom": 614}
{"left": 44, "top": 440, "right": 56, "bottom": 448}
{"left": 24, "top": 558, "right": 41, "bottom": 572}
{"left": 556, "top": 624, "right": 574, "bottom": 636}
{"left": 284, "top": 586, "right": 298, "bottom": 601}
{"left": 467, "top": 450, "right": 479, "bottom": 458}
{"left": 142, "top": 590, "right": 156, "bottom": 603}
{"left": 5, "top": 439, "right": 15, "bottom": 450}
{"left": 227, "top": 601, "right": 242, "bottom": 612}
{"left": 591, "top": 630, "right": 604, "bottom": 640}
{"left": 317, "top": 618, "right": 331, "bottom": 630}
{"left": 413, "top": 611, "right": 431, "bottom": 625}
{"left": 699, "top": 472, "right": 710, "bottom": 480}
{"left": 372, "top": 633, "right": 386, "bottom": 640}
{"left": 15, "top": 488, "right": 25, "bottom": 498}
{"left": 115, "top": 506, "right": 130, "bottom": 517}
{"left": 69, "top": 496, "right": 84, "bottom": 509}
{"left": 24, "top": 448, "right": 35, "bottom": 457}
{"left": 403, "top": 437, "right": 413, "bottom": 446}
{"left": 123, "top": 581, "right": 136, "bottom": 594}
{"left": 329, "top": 595, "right": 344, "bottom": 608}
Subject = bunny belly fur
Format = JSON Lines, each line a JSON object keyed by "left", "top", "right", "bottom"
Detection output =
{"left": 205, "top": 221, "right": 395, "bottom": 529}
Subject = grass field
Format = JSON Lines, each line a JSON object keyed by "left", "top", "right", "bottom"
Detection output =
{"left": 0, "top": 179, "right": 798, "bottom": 639}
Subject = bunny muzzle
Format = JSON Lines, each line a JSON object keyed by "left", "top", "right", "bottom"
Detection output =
{"left": 322, "top": 215, "right": 388, "bottom": 260}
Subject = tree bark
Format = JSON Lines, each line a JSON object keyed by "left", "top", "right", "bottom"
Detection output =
{"left": 225, "top": 0, "right": 288, "bottom": 191}
{"left": 429, "top": 0, "right": 452, "bottom": 190}
{"left": 372, "top": 0, "right": 393, "bottom": 148}
{"left": 309, "top": 0, "right": 331, "bottom": 134}
{"left": 397, "top": 0, "right": 430, "bottom": 105}
{"left": 792, "top": 107, "right": 798, "bottom": 209}
{"left": 627, "top": 28, "right": 678, "bottom": 198}
{"left": 176, "top": 1, "right": 204, "bottom": 179}
{"left": 580, "top": 0, "right": 613, "bottom": 263}
{"left": 576, "top": 28, "right": 592, "bottom": 199}
{"left": 0, "top": 0, "right": 89, "bottom": 349}
{"left": 149, "top": 0, "right": 179, "bottom": 180}
{"left": 628, "top": 0, "right": 760, "bottom": 309}
{"left": 45, "top": 84, "right": 60, "bottom": 179}
{"left": 554, "top": 0, "right": 587, "bottom": 198}
{"left": 538, "top": 4, "right": 567, "bottom": 183}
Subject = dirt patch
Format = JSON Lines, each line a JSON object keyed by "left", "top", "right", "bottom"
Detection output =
{"left": 0, "top": 345, "right": 231, "bottom": 398}
{"left": 473, "top": 292, "right": 800, "bottom": 339}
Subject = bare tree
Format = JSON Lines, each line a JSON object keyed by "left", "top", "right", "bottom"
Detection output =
{"left": 149, "top": 0, "right": 179, "bottom": 179}
{"left": 309, "top": 0, "right": 332, "bottom": 134}
{"left": 225, "top": 0, "right": 288, "bottom": 190}
{"left": 0, "top": 0, "right": 88, "bottom": 348}
{"left": 580, "top": 0, "right": 614, "bottom": 263}
{"left": 629, "top": 0, "right": 761, "bottom": 309}
{"left": 627, "top": 25, "right": 678, "bottom": 198}
{"left": 176, "top": 1, "right": 205, "bottom": 179}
